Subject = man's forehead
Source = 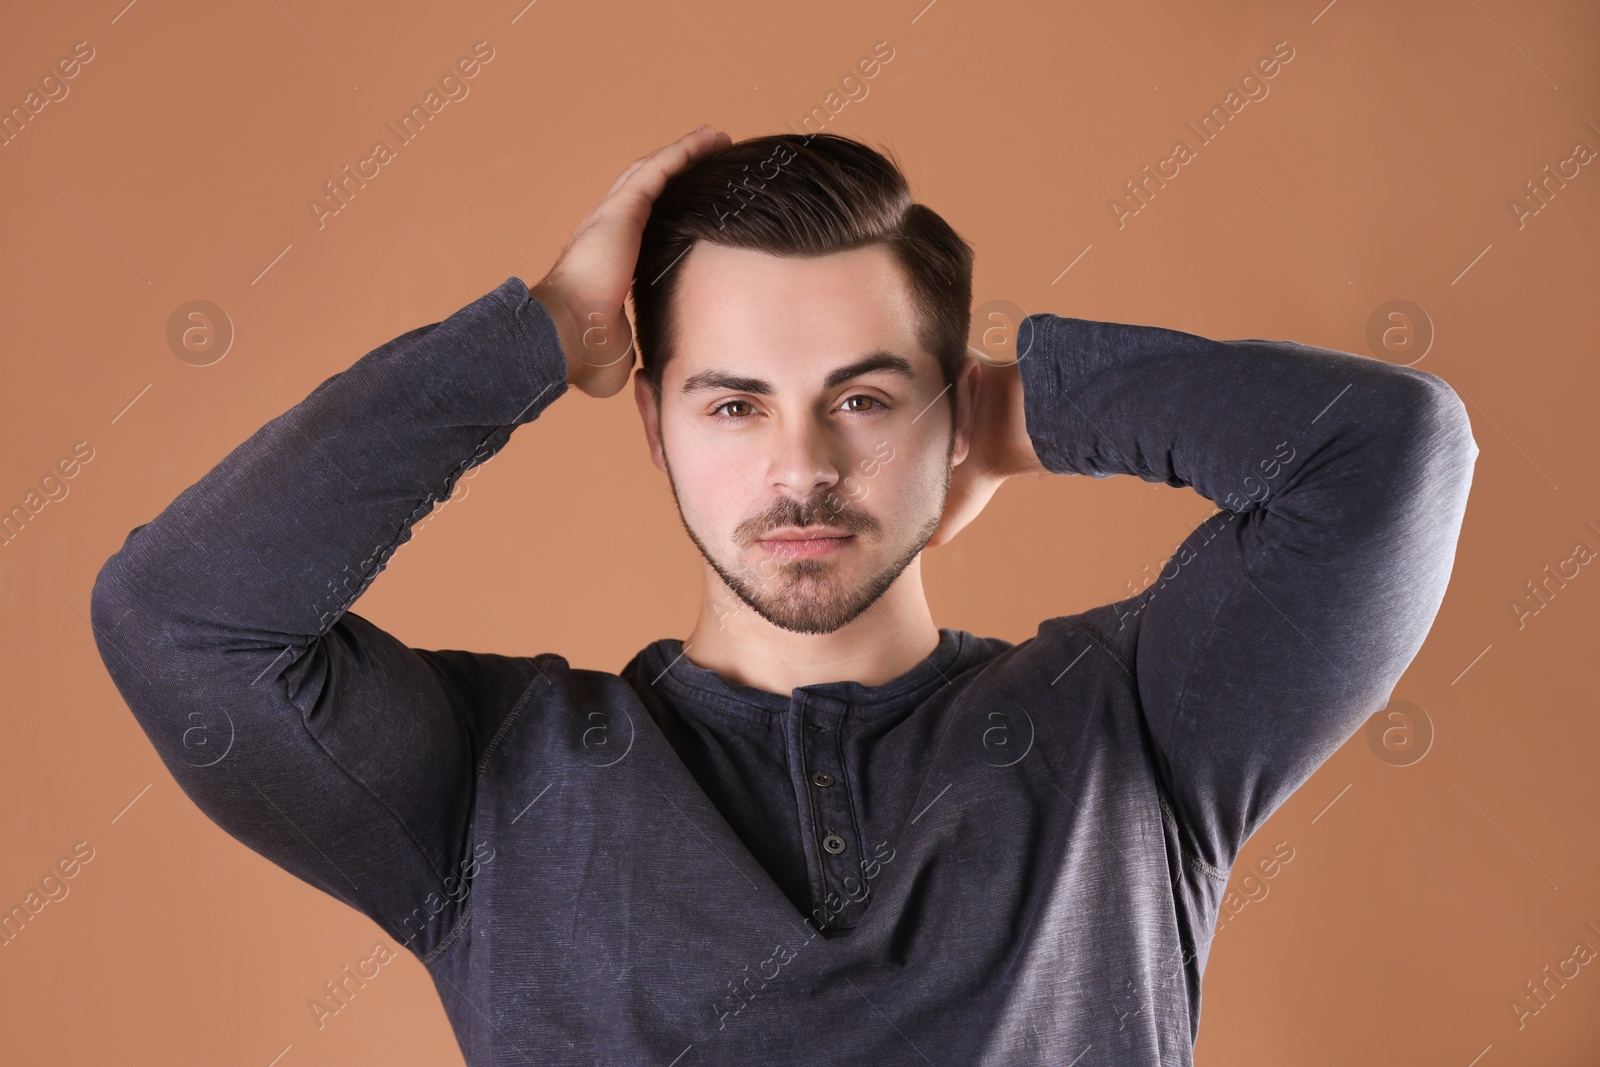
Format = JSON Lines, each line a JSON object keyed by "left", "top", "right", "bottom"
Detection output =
{"left": 677, "top": 351, "right": 918, "bottom": 398}
{"left": 667, "top": 243, "right": 933, "bottom": 391}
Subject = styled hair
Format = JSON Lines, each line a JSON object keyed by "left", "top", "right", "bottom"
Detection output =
{"left": 630, "top": 132, "right": 974, "bottom": 411}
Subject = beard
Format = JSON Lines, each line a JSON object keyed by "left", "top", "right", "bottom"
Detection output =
{"left": 664, "top": 433, "right": 954, "bottom": 636}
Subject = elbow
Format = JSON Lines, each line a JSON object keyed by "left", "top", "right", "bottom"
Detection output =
{"left": 1375, "top": 369, "right": 1479, "bottom": 480}
{"left": 88, "top": 528, "right": 164, "bottom": 689}
{"left": 1406, "top": 372, "right": 1479, "bottom": 475}
{"left": 1368, "top": 372, "right": 1479, "bottom": 534}
{"left": 90, "top": 525, "right": 139, "bottom": 635}
{"left": 89, "top": 547, "right": 138, "bottom": 676}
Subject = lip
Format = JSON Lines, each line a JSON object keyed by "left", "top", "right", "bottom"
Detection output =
{"left": 754, "top": 530, "right": 856, "bottom": 559}
{"left": 759, "top": 526, "right": 853, "bottom": 541}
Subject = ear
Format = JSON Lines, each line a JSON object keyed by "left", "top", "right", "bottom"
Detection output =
{"left": 633, "top": 369, "right": 669, "bottom": 473}
{"left": 950, "top": 351, "right": 983, "bottom": 468}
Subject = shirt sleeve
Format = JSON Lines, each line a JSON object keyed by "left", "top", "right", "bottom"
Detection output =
{"left": 1014, "top": 313, "right": 1478, "bottom": 874}
{"left": 88, "top": 276, "right": 570, "bottom": 960}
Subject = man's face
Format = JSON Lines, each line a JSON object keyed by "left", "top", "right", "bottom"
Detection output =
{"left": 633, "top": 242, "right": 970, "bottom": 636}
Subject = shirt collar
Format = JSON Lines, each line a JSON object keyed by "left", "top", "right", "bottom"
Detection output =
{"left": 629, "top": 627, "right": 987, "bottom": 721}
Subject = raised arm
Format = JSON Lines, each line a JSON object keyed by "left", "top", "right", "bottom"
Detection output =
{"left": 89, "top": 125, "right": 732, "bottom": 958}
{"left": 89, "top": 276, "right": 571, "bottom": 957}
{"left": 1010, "top": 313, "right": 1477, "bottom": 873}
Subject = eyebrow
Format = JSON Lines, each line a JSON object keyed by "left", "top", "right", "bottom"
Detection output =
{"left": 679, "top": 351, "right": 918, "bottom": 397}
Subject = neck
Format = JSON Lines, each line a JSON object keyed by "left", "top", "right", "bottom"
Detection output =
{"left": 682, "top": 555, "right": 941, "bottom": 695}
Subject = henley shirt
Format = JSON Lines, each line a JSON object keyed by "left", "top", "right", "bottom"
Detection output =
{"left": 89, "top": 275, "right": 1478, "bottom": 1065}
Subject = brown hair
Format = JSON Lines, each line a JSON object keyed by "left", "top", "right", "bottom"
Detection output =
{"left": 630, "top": 132, "right": 974, "bottom": 413}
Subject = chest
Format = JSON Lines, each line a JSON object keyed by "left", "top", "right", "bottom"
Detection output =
{"left": 437, "top": 669, "right": 1187, "bottom": 1062}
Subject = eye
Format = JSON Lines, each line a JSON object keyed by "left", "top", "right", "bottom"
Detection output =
{"left": 710, "top": 398, "right": 758, "bottom": 421}
{"left": 709, "top": 394, "right": 887, "bottom": 423}
{"left": 839, "top": 394, "right": 886, "bottom": 414}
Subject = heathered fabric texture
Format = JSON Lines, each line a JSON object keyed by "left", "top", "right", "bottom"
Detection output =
{"left": 90, "top": 276, "right": 1477, "bottom": 1065}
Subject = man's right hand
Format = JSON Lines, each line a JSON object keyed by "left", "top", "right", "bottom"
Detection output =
{"left": 530, "top": 124, "right": 731, "bottom": 398}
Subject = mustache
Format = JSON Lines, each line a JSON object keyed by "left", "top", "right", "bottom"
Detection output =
{"left": 735, "top": 497, "right": 878, "bottom": 545}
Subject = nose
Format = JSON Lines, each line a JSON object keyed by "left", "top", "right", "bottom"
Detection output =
{"left": 765, "top": 414, "right": 844, "bottom": 501}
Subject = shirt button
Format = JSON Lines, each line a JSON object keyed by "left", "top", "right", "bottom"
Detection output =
{"left": 811, "top": 770, "right": 835, "bottom": 787}
{"left": 823, "top": 834, "right": 847, "bottom": 854}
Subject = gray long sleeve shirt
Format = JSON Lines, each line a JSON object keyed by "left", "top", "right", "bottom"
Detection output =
{"left": 89, "top": 276, "right": 1477, "bottom": 1065}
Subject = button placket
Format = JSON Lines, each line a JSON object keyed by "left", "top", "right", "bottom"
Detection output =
{"left": 798, "top": 698, "right": 868, "bottom": 930}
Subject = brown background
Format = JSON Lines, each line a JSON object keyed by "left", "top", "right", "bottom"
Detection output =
{"left": 2, "top": 0, "right": 1597, "bottom": 1063}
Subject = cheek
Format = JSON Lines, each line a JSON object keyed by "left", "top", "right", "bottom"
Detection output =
{"left": 667, "top": 443, "right": 755, "bottom": 532}
{"left": 848, "top": 441, "right": 945, "bottom": 518}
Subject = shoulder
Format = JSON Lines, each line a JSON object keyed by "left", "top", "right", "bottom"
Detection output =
{"left": 944, "top": 597, "right": 1145, "bottom": 712}
{"left": 1008, "top": 598, "right": 1142, "bottom": 686}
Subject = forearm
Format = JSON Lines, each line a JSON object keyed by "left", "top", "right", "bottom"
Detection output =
{"left": 1012, "top": 311, "right": 1474, "bottom": 522}
{"left": 93, "top": 276, "right": 569, "bottom": 659}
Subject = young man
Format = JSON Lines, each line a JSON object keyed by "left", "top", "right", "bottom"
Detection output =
{"left": 90, "top": 126, "right": 1477, "bottom": 1064}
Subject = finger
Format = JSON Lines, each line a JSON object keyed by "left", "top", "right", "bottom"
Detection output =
{"left": 603, "top": 126, "right": 716, "bottom": 200}
{"left": 581, "top": 129, "right": 724, "bottom": 243}
{"left": 609, "top": 125, "right": 725, "bottom": 210}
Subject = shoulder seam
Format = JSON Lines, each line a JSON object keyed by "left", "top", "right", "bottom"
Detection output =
{"left": 1156, "top": 789, "right": 1230, "bottom": 883}
{"left": 287, "top": 684, "right": 457, "bottom": 933}
{"left": 422, "top": 896, "right": 474, "bottom": 965}
{"left": 473, "top": 658, "right": 556, "bottom": 778}
{"left": 1065, "top": 615, "right": 1135, "bottom": 680}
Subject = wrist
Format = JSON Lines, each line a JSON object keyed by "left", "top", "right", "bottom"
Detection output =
{"left": 527, "top": 280, "right": 583, "bottom": 388}
{"left": 983, "top": 359, "right": 1047, "bottom": 479}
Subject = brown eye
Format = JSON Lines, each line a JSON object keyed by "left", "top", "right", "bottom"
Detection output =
{"left": 841, "top": 395, "right": 883, "bottom": 413}
{"left": 712, "top": 399, "right": 755, "bottom": 419}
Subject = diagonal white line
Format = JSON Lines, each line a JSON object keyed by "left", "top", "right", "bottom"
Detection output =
{"left": 111, "top": 783, "right": 153, "bottom": 824}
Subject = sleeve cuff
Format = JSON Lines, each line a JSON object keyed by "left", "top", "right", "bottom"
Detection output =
{"left": 1015, "top": 312, "right": 1082, "bottom": 477}
{"left": 492, "top": 275, "right": 572, "bottom": 414}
